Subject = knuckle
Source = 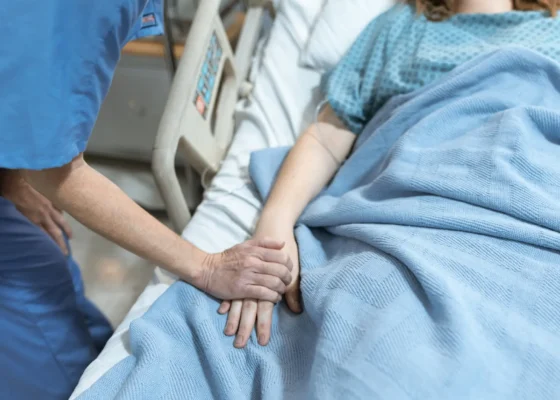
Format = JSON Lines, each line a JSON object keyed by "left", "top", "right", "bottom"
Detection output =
{"left": 277, "top": 281, "right": 287, "bottom": 293}
{"left": 244, "top": 258, "right": 260, "bottom": 269}
{"left": 231, "top": 256, "right": 244, "bottom": 269}
{"left": 238, "top": 326, "right": 251, "bottom": 336}
{"left": 258, "top": 323, "right": 269, "bottom": 332}
{"left": 262, "top": 248, "right": 274, "bottom": 258}
{"left": 273, "top": 276, "right": 283, "bottom": 288}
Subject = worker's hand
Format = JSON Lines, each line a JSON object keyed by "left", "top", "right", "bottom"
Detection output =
{"left": 218, "top": 232, "right": 302, "bottom": 348}
{"left": 2, "top": 170, "right": 73, "bottom": 255}
{"left": 198, "top": 238, "right": 293, "bottom": 303}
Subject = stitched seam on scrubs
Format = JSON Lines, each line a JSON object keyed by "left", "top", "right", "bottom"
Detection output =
{"left": 19, "top": 298, "right": 74, "bottom": 385}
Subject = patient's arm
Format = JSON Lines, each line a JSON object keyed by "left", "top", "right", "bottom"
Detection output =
{"left": 220, "top": 104, "right": 357, "bottom": 348}
{"left": 258, "top": 103, "right": 355, "bottom": 231}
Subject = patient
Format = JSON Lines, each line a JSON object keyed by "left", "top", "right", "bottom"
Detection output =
{"left": 220, "top": 0, "right": 560, "bottom": 348}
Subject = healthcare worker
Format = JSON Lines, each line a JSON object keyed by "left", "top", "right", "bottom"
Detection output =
{"left": 0, "top": 1, "right": 293, "bottom": 399}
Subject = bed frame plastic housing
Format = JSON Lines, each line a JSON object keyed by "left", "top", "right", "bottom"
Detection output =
{"left": 152, "top": 0, "right": 272, "bottom": 232}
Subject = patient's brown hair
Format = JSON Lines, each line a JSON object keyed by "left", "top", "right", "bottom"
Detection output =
{"left": 414, "top": 0, "right": 558, "bottom": 21}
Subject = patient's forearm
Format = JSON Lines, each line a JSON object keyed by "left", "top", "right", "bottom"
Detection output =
{"left": 258, "top": 105, "right": 355, "bottom": 231}
{"left": 24, "top": 157, "right": 205, "bottom": 281}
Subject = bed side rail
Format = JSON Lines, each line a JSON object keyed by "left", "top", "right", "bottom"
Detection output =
{"left": 152, "top": 0, "right": 270, "bottom": 232}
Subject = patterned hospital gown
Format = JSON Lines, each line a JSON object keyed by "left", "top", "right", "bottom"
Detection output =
{"left": 323, "top": 4, "right": 560, "bottom": 134}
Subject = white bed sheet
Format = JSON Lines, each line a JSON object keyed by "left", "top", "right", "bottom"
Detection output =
{"left": 70, "top": 5, "right": 322, "bottom": 398}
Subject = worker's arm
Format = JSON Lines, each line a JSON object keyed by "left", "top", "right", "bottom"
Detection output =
{"left": 219, "top": 104, "right": 357, "bottom": 348}
{"left": 24, "top": 157, "right": 293, "bottom": 303}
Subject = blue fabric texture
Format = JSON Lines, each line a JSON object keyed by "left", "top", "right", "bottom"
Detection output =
{"left": 79, "top": 48, "right": 560, "bottom": 399}
{"left": 0, "top": 0, "right": 163, "bottom": 170}
{"left": 323, "top": 5, "right": 560, "bottom": 134}
{"left": 0, "top": 196, "right": 113, "bottom": 400}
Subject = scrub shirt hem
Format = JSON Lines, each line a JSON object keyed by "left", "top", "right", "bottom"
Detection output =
{"left": 0, "top": 141, "right": 87, "bottom": 171}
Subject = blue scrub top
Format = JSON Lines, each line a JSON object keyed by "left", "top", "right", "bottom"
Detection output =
{"left": 0, "top": 0, "right": 163, "bottom": 170}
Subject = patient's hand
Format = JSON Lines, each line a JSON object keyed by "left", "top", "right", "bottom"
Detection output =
{"left": 218, "top": 233, "right": 301, "bottom": 348}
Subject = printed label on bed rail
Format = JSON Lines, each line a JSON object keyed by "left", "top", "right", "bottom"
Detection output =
{"left": 193, "top": 32, "right": 223, "bottom": 120}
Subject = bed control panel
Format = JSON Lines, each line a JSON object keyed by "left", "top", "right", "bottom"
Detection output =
{"left": 193, "top": 32, "right": 223, "bottom": 120}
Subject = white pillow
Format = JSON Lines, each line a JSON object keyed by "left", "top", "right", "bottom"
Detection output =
{"left": 300, "top": 0, "right": 395, "bottom": 70}
{"left": 279, "top": 0, "right": 327, "bottom": 50}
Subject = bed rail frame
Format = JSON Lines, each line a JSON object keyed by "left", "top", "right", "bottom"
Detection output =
{"left": 152, "top": 0, "right": 272, "bottom": 232}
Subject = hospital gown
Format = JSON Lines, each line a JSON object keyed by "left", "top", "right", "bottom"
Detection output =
{"left": 323, "top": 5, "right": 560, "bottom": 134}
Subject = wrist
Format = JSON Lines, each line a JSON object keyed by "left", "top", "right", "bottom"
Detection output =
{"left": 165, "top": 239, "right": 210, "bottom": 287}
{"left": 256, "top": 211, "right": 295, "bottom": 238}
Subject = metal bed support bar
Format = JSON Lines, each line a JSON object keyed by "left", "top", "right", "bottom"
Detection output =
{"left": 152, "top": 0, "right": 270, "bottom": 232}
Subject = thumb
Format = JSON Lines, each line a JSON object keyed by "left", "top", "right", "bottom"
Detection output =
{"left": 285, "top": 285, "right": 303, "bottom": 314}
{"left": 254, "top": 237, "right": 285, "bottom": 250}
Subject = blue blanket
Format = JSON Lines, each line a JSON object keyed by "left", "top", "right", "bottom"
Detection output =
{"left": 80, "top": 48, "right": 560, "bottom": 400}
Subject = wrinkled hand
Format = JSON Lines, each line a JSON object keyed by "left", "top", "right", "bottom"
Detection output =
{"left": 198, "top": 238, "right": 293, "bottom": 303}
{"left": 218, "top": 233, "right": 301, "bottom": 348}
{"left": 2, "top": 171, "right": 72, "bottom": 254}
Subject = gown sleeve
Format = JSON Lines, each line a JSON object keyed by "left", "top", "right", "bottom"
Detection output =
{"left": 321, "top": 6, "right": 404, "bottom": 134}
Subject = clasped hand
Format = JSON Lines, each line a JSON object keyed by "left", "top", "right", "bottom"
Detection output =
{"left": 217, "top": 232, "right": 302, "bottom": 349}
{"left": 197, "top": 238, "right": 294, "bottom": 303}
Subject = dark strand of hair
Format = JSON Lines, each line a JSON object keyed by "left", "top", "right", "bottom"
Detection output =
{"left": 413, "top": 0, "right": 558, "bottom": 21}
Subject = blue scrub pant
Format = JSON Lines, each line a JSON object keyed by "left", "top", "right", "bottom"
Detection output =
{"left": 0, "top": 196, "right": 113, "bottom": 400}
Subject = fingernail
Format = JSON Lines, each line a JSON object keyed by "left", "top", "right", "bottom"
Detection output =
{"left": 225, "top": 324, "right": 234, "bottom": 335}
{"left": 234, "top": 335, "right": 244, "bottom": 347}
{"left": 258, "top": 335, "right": 266, "bottom": 345}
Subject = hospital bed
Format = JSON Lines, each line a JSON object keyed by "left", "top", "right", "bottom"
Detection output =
{"left": 69, "top": 1, "right": 560, "bottom": 396}
{"left": 70, "top": 0, "right": 324, "bottom": 396}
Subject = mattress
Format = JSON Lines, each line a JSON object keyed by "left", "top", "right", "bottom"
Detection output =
{"left": 70, "top": 5, "right": 322, "bottom": 398}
